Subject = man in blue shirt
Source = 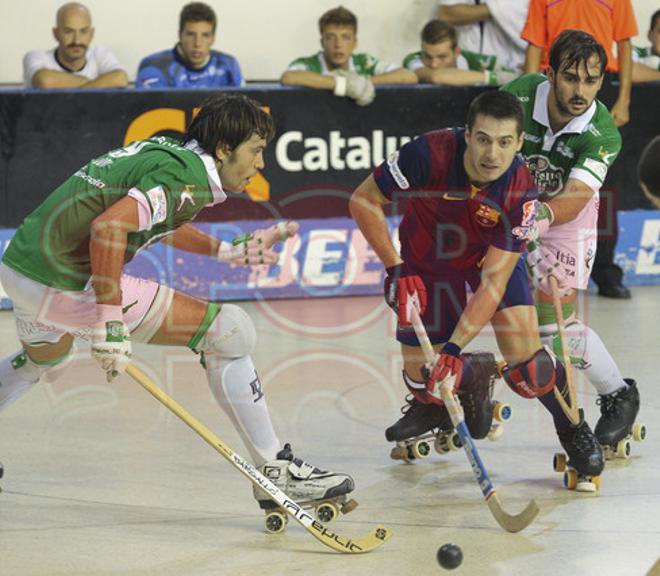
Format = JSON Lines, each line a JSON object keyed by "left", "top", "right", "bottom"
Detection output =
{"left": 136, "top": 2, "right": 243, "bottom": 88}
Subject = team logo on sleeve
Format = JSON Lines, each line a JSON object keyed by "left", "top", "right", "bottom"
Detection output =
{"left": 597, "top": 146, "right": 616, "bottom": 165}
{"left": 146, "top": 185, "right": 168, "bottom": 225}
{"left": 386, "top": 151, "right": 410, "bottom": 189}
{"left": 474, "top": 203, "right": 500, "bottom": 227}
{"left": 583, "top": 158, "right": 608, "bottom": 181}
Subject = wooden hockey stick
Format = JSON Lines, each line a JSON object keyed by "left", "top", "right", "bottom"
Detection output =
{"left": 126, "top": 364, "right": 391, "bottom": 554}
{"left": 548, "top": 276, "right": 580, "bottom": 425}
{"left": 409, "top": 307, "right": 539, "bottom": 533}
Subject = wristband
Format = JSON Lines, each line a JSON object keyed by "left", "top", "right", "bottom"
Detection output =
{"left": 333, "top": 75, "right": 347, "bottom": 97}
{"left": 96, "top": 303, "right": 123, "bottom": 324}
{"left": 441, "top": 342, "right": 462, "bottom": 357}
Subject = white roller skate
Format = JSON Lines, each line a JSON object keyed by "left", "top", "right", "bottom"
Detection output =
{"left": 253, "top": 443, "right": 358, "bottom": 533}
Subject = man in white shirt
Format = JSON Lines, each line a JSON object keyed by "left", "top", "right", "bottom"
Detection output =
{"left": 23, "top": 2, "right": 128, "bottom": 89}
{"left": 436, "top": 0, "right": 528, "bottom": 71}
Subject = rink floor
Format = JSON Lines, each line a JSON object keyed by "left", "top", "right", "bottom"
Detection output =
{"left": 0, "top": 288, "right": 659, "bottom": 576}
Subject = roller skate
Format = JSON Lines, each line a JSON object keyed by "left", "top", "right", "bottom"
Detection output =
{"left": 553, "top": 410, "right": 604, "bottom": 492}
{"left": 387, "top": 353, "right": 512, "bottom": 462}
{"left": 253, "top": 443, "right": 357, "bottom": 534}
{"left": 595, "top": 379, "right": 645, "bottom": 460}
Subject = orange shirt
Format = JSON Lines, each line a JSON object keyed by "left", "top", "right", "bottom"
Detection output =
{"left": 522, "top": 0, "right": 638, "bottom": 71}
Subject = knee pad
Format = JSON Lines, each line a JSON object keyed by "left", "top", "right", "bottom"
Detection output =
{"left": 540, "top": 319, "right": 591, "bottom": 370}
{"left": 194, "top": 303, "right": 256, "bottom": 359}
{"left": 502, "top": 346, "right": 565, "bottom": 398}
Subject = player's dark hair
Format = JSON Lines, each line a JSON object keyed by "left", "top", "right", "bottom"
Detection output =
{"left": 183, "top": 94, "right": 275, "bottom": 156}
{"left": 319, "top": 6, "right": 357, "bottom": 34}
{"left": 466, "top": 90, "right": 523, "bottom": 135}
{"left": 639, "top": 135, "right": 660, "bottom": 199}
{"left": 179, "top": 2, "right": 216, "bottom": 34}
{"left": 651, "top": 9, "right": 660, "bottom": 31}
{"left": 421, "top": 19, "right": 457, "bottom": 48}
{"left": 549, "top": 29, "right": 607, "bottom": 78}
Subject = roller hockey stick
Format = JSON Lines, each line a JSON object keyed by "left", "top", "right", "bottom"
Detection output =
{"left": 409, "top": 306, "right": 539, "bottom": 533}
{"left": 548, "top": 276, "right": 580, "bottom": 425}
{"left": 125, "top": 364, "right": 391, "bottom": 553}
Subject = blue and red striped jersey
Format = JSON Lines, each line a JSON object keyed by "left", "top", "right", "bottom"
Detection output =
{"left": 373, "top": 128, "right": 538, "bottom": 273}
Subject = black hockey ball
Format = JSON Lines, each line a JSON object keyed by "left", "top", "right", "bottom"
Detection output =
{"left": 437, "top": 543, "right": 463, "bottom": 570}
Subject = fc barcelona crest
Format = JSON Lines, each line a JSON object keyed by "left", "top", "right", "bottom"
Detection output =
{"left": 474, "top": 203, "right": 500, "bottom": 227}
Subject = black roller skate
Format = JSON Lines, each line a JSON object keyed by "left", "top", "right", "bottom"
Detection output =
{"left": 595, "top": 379, "right": 645, "bottom": 460}
{"left": 387, "top": 353, "right": 512, "bottom": 462}
{"left": 253, "top": 443, "right": 357, "bottom": 534}
{"left": 553, "top": 410, "right": 605, "bottom": 492}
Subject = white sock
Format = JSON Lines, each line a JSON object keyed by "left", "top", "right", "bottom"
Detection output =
{"left": 541, "top": 323, "right": 627, "bottom": 396}
{"left": 0, "top": 351, "right": 40, "bottom": 413}
{"left": 204, "top": 354, "right": 281, "bottom": 466}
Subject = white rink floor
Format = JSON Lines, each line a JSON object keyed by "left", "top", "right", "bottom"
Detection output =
{"left": 1, "top": 288, "right": 659, "bottom": 576}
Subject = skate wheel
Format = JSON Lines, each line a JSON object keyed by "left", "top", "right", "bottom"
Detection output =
{"left": 632, "top": 423, "right": 646, "bottom": 442}
{"left": 615, "top": 438, "right": 631, "bottom": 459}
{"left": 316, "top": 501, "right": 338, "bottom": 523}
{"left": 264, "top": 511, "right": 287, "bottom": 534}
{"left": 553, "top": 453, "right": 567, "bottom": 472}
{"left": 411, "top": 439, "right": 431, "bottom": 459}
{"left": 563, "top": 469, "right": 578, "bottom": 490}
{"left": 434, "top": 434, "right": 451, "bottom": 455}
{"left": 341, "top": 499, "right": 359, "bottom": 515}
{"left": 493, "top": 402, "right": 512, "bottom": 422}
{"left": 576, "top": 479, "right": 598, "bottom": 493}
{"left": 487, "top": 424, "right": 503, "bottom": 441}
{"left": 591, "top": 475, "right": 602, "bottom": 490}
{"left": 390, "top": 444, "right": 412, "bottom": 462}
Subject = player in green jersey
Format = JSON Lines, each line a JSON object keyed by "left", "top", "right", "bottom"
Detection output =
{"left": 403, "top": 20, "right": 518, "bottom": 86}
{"left": 0, "top": 94, "right": 357, "bottom": 521}
{"left": 632, "top": 9, "right": 660, "bottom": 83}
{"left": 280, "top": 6, "right": 416, "bottom": 106}
{"left": 502, "top": 30, "right": 643, "bottom": 458}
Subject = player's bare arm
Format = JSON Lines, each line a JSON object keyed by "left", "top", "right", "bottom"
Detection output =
{"left": 89, "top": 196, "right": 139, "bottom": 305}
{"left": 611, "top": 39, "right": 632, "bottom": 127}
{"left": 631, "top": 61, "right": 660, "bottom": 83}
{"left": 31, "top": 68, "right": 89, "bottom": 88}
{"left": 436, "top": 3, "right": 490, "bottom": 26}
{"left": 546, "top": 178, "right": 594, "bottom": 226}
{"left": 415, "top": 66, "right": 484, "bottom": 86}
{"left": 371, "top": 68, "right": 417, "bottom": 85}
{"left": 349, "top": 174, "right": 400, "bottom": 268}
{"left": 449, "top": 246, "right": 521, "bottom": 350}
{"left": 163, "top": 223, "right": 220, "bottom": 256}
{"left": 280, "top": 70, "right": 336, "bottom": 90}
{"left": 523, "top": 44, "right": 543, "bottom": 74}
{"left": 82, "top": 69, "right": 129, "bottom": 88}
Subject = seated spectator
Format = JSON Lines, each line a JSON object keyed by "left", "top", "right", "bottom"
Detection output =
{"left": 436, "top": 0, "right": 528, "bottom": 70}
{"left": 281, "top": 6, "right": 416, "bottom": 106}
{"left": 23, "top": 2, "right": 128, "bottom": 89}
{"left": 632, "top": 9, "right": 660, "bottom": 83}
{"left": 404, "top": 20, "right": 518, "bottom": 86}
{"left": 136, "top": 2, "right": 242, "bottom": 89}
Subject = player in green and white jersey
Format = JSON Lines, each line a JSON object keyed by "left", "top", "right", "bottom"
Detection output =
{"left": 403, "top": 20, "right": 518, "bottom": 86}
{"left": 632, "top": 9, "right": 660, "bottom": 83}
{"left": 502, "top": 30, "right": 642, "bottom": 454}
{"left": 0, "top": 94, "right": 357, "bottom": 514}
{"left": 280, "top": 6, "right": 416, "bottom": 106}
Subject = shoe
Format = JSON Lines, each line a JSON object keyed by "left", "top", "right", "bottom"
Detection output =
{"left": 597, "top": 282, "right": 631, "bottom": 299}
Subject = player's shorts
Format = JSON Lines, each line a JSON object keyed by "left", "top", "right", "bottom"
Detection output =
{"left": 0, "top": 263, "right": 174, "bottom": 345}
{"left": 397, "top": 256, "right": 533, "bottom": 347}
{"left": 532, "top": 198, "right": 598, "bottom": 291}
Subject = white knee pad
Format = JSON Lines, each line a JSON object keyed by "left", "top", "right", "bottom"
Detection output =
{"left": 540, "top": 317, "right": 589, "bottom": 369}
{"left": 197, "top": 304, "right": 256, "bottom": 359}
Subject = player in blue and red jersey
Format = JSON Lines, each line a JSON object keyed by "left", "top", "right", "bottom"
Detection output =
{"left": 350, "top": 90, "right": 604, "bottom": 488}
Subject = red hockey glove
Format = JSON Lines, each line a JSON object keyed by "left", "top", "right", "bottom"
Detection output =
{"left": 383, "top": 262, "right": 427, "bottom": 326}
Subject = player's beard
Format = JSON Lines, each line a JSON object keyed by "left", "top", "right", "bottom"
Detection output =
{"left": 552, "top": 80, "right": 589, "bottom": 119}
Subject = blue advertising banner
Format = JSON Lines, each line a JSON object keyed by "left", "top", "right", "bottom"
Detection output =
{"left": 1, "top": 210, "right": 658, "bottom": 311}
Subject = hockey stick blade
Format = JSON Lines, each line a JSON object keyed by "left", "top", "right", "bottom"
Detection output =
{"left": 126, "top": 364, "right": 392, "bottom": 553}
{"left": 409, "top": 307, "right": 539, "bottom": 533}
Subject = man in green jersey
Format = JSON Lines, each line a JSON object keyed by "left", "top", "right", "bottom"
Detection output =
{"left": 632, "top": 9, "right": 660, "bottom": 83}
{"left": 280, "top": 6, "right": 416, "bottom": 106}
{"left": 502, "top": 30, "right": 642, "bottom": 456}
{"left": 403, "top": 20, "right": 518, "bottom": 86}
{"left": 0, "top": 94, "right": 356, "bottom": 516}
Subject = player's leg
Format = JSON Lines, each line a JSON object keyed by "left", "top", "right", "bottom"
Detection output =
{"left": 534, "top": 227, "right": 639, "bottom": 450}
{"left": 492, "top": 303, "right": 604, "bottom": 480}
{"left": 145, "top": 289, "right": 355, "bottom": 508}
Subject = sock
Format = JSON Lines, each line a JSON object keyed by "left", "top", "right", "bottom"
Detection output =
{"left": 204, "top": 354, "right": 281, "bottom": 466}
{"left": 0, "top": 351, "right": 40, "bottom": 413}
